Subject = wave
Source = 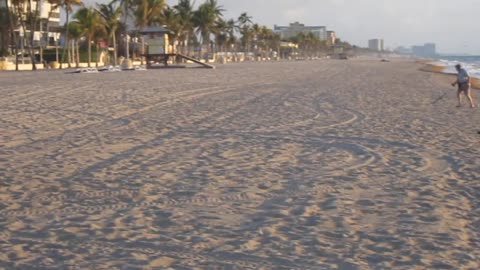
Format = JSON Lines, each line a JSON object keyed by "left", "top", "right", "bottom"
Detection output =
{"left": 424, "top": 59, "right": 480, "bottom": 79}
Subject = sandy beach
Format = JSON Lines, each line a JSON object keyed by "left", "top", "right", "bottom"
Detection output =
{"left": 0, "top": 59, "right": 479, "bottom": 269}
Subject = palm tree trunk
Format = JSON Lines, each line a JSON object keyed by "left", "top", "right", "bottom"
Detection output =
{"left": 76, "top": 39, "right": 80, "bottom": 67}
{"left": 13, "top": 3, "right": 25, "bottom": 66}
{"left": 37, "top": 19, "right": 44, "bottom": 64}
{"left": 69, "top": 40, "right": 73, "bottom": 65}
{"left": 42, "top": 9, "right": 54, "bottom": 67}
{"left": 70, "top": 39, "right": 75, "bottom": 64}
{"left": 123, "top": 3, "right": 129, "bottom": 63}
{"left": 60, "top": 9, "right": 69, "bottom": 69}
{"left": 3, "top": 0, "right": 9, "bottom": 56}
{"left": 170, "top": 37, "right": 177, "bottom": 63}
{"left": 95, "top": 43, "right": 99, "bottom": 67}
{"left": 87, "top": 36, "right": 91, "bottom": 67}
{"left": 0, "top": 28, "right": 4, "bottom": 56}
{"left": 6, "top": 0, "right": 18, "bottom": 71}
{"left": 55, "top": 41, "right": 59, "bottom": 62}
{"left": 5, "top": 0, "right": 12, "bottom": 53}
{"left": 184, "top": 33, "right": 190, "bottom": 56}
{"left": 67, "top": 39, "right": 71, "bottom": 67}
{"left": 67, "top": 46, "right": 72, "bottom": 68}
{"left": 15, "top": 45, "right": 19, "bottom": 70}
{"left": 203, "top": 32, "right": 209, "bottom": 61}
{"left": 132, "top": 40, "right": 136, "bottom": 63}
{"left": 182, "top": 34, "right": 188, "bottom": 55}
{"left": 40, "top": 43, "right": 43, "bottom": 64}
{"left": 113, "top": 33, "right": 117, "bottom": 66}
{"left": 140, "top": 37, "right": 144, "bottom": 65}
{"left": 27, "top": 0, "right": 37, "bottom": 70}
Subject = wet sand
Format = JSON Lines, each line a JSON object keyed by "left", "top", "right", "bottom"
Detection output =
{"left": 0, "top": 59, "right": 479, "bottom": 269}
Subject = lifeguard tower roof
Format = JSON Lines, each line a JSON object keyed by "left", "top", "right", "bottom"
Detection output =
{"left": 139, "top": 26, "right": 171, "bottom": 34}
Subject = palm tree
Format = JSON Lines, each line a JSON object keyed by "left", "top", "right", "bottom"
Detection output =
{"left": 113, "top": 0, "right": 135, "bottom": 63}
{"left": 264, "top": 28, "right": 280, "bottom": 59}
{"left": 214, "top": 18, "right": 228, "bottom": 53}
{"left": 28, "top": 0, "right": 40, "bottom": 68}
{"left": 67, "top": 21, "right": 82, "bottom": 67}
{"left": 173, "top": 0, "right": 195, "bottom": 55}
{"left": 256, "top": 25, "right": 269, "bottom": 58}
{"left": 134, "top": 0, "right": 166, "bottom": 63}
{"left": 240, "top": 26, "right": 254, "bottom": 56}
{"left": 73, "top": 7, "right": 105, "bottom": 67}
{"left": 214, "top": 18, "right": 238, "bottom": 54}
{"left": 11, "top": 0, "right": 40, "bottom": 70}
{"left": 217, "top": 18, "right": 237, "bottom": 60}
{"left": 0, "top": 9, "right": 6, "bottom": 55}
{"left": 50, "top": 0, "right": 83, "bottom": 68}
{"left": 237, "top": 12, "right": 253, "bottom": 54}
{"left": 97, "top": 2, "right": 122, "bottom": 65}
{"left": 134, "top": 0, "right": 166, "bottom": 27}
{"left": 225, "top": 18, "right": 237, "bottom": 46}
{"left": 4, "top": 0, "right": 19, "bottom": 70}
{"left": 251, "top": 23, "right": 261, "bottom": 57}
{"left": 237, "top": 12, "right": 252, "bottom": 28}
{"left": 160, "top": 7, "right": 182, "bottom": 54}
{"left": 292, "top": 32, "right": 322, "bottom": 57}
{"left": 193, "top": 0, "right": 223, "bottom": 60}
{"left": 92, "top": 26, "right": 107, "bottom": 67}
{"left": 0, "top": 7, "right": 11, "bottom": 56}
{"left": 293, "top": 32, "right": 306, "bottom": 57}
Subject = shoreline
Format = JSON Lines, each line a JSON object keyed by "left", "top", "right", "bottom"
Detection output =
{"left": 419, "top": 59, "right": 480, "bottom": 89}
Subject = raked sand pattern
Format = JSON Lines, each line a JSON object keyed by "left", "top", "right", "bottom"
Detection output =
{"left": 0, "top": 59, "right": 479, "bottom": 269}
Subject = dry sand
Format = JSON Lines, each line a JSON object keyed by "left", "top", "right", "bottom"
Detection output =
{"left": 0, "top": 59, "right": 479, "bottom": 269}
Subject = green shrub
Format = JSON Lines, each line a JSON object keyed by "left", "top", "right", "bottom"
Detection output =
{"left": 42, "top": 48, "right": 103, "bottom": 63}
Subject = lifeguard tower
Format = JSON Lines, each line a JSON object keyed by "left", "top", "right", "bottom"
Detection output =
{"left": 140, "top": 26, "right": 215, "bottom": 69}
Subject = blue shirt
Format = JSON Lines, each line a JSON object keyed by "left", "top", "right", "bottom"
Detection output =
{"left": 458, "top": 68, "right": 470, "bottom": 84}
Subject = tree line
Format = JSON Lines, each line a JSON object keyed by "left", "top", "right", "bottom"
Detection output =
{"left": 0, "top": 0, "right": 342, "bottom": 70}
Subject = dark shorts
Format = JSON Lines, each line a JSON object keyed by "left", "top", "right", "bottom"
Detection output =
{"left": 458, "top": 82, "right": 471, "bottom": 93}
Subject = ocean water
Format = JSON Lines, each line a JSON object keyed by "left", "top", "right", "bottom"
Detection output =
{"left": 439, "top": 55, "right": 480, "bottom": 65}
{"left": 430, "top": 55, "right": 480, "bottom": 78}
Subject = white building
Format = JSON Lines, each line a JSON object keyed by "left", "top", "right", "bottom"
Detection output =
{"left": 368, "top": 39, "right": 384, "bottom": 52}
{"left": 274, "top": 22, "right": 328, "bottom": 41}
{"left": 0, "top": 0, "right": 61, "bottom": 47}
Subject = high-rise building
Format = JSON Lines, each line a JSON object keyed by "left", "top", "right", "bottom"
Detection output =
{"left": 412, "top": 43, "right": 437, "bottom": 57}
{"left": 368, "top": 39, "right": 384, "bottom": 52}
{"left": 274, "top": 22, "right": 328, "bottom": 41}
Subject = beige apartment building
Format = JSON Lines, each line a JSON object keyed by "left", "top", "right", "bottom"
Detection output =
{"left": 274, "top": 22, "right": 328, "bottom": 41}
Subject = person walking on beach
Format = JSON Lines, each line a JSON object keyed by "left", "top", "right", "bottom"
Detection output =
{"left": 452, "top": 64, "right": 475, "bottom": 108}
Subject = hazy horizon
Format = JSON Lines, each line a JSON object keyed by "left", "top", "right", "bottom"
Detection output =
{"left": 81, "top": 0, "right": 480, "bottom": 55}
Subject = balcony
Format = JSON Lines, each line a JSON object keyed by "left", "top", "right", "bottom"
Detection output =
{"left": 49, "top": 12, "right": 60, "bottom": 19}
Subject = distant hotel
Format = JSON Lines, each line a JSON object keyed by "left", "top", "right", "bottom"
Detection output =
{"left": 274, "top": 22, "right": 337, "bottom": 45}
{"left": 412, "top": 43, "right": 437, "bottom": 57}
{"left": 368, "top": 39, "right": 384, "bottom": 52}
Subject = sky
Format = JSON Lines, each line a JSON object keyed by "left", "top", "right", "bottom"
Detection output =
{"left": 86, "top": 0, "right": 480, "bottom": 55}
